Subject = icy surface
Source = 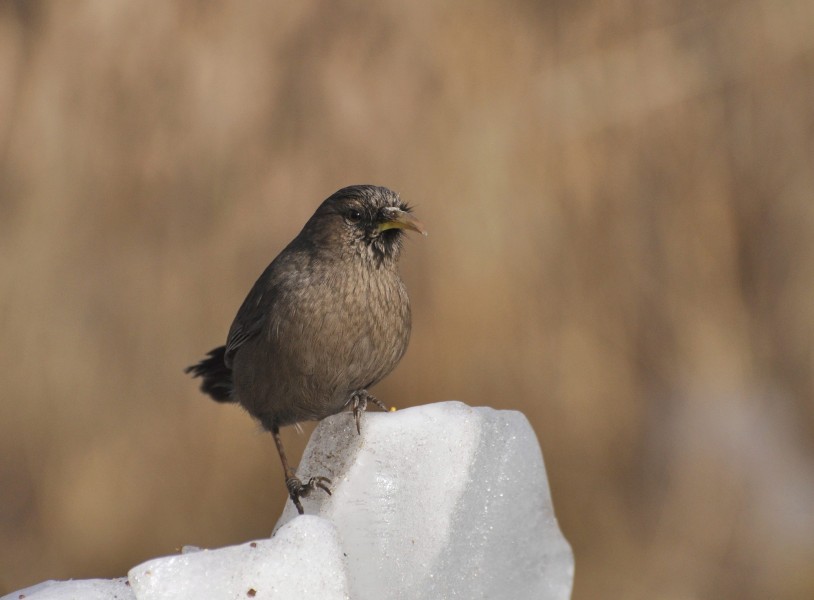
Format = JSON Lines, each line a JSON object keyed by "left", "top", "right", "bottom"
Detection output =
{"left": 128, "top": 516, "right": 348, "bottom": 600}
{"left": 3, "top": 402, "right": 573, "bottom": 600}
{"left": 275, "top": 401, "right": 574, "bottom": 600}
{"left": 0, "top": 578, "right": 134, "bottom": 600}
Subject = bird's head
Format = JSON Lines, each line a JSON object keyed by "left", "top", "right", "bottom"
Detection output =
{"left": 302, "top": 185, "right": 426, "bottom": 264}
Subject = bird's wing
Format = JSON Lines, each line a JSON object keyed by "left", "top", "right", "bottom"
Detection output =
{"left": 224, "top": 282, "right": 270, "bottom": 369}
{"left": 224, "top": 317, "right": 264, "bottom": 368}
{"left": 222, "top": 242, "right": 308, "bottom": 369}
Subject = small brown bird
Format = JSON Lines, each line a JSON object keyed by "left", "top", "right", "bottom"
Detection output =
{"left": 186, "top": 185, "right": 425, "bottom": 514}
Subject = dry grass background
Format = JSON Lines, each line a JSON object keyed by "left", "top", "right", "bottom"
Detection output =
{"left": 1, "top": 0, "right": 813, "bottom": 598}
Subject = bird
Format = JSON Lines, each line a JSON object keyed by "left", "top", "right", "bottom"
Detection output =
{"left": 186, "top": 185, "right": 425, "bottom": 514}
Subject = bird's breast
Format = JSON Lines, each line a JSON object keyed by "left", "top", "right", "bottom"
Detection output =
{"left": 264, "top": 262, "right": 410, "bottom": 417}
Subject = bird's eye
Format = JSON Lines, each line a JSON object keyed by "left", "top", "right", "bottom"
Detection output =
{"left": 347, "top": 209, "right": 362, "bottom": 223}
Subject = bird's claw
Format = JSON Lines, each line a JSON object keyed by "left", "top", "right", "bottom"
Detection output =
{"left": 285, "top": 475, "right": 332, "bottom": 515}
{"left": 345, "top": 390, "right": 389, "bottom": 434}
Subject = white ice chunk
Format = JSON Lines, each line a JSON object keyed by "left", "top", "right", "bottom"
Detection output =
{"left": 128, "top": 515, "right": 349, "bottom": 600}
{"left": 0, "top": 578, "right": 134, "bottom": 600}
{"left": 275, "top": 401, "right": 574, "bottom": 600}
{"left": 4, "top": 402, "right": 572, "bottom": 600}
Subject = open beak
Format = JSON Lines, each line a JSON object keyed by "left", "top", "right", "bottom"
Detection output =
{"left": 378, "top": 207, "right": 428, "bottom": 236}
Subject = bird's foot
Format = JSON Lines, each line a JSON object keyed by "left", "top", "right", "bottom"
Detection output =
{"left": 285, "top": 475, "right": 332, "bottom": 515}
{"left": 345, "top": 390, "right": 389, "bottom": 434}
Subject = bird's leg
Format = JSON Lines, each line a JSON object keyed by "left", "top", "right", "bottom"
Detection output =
{"left": 271, "top": 426, "right": 331, "bottom": 515}
{"left": 344, "top": 390, "right": 389, "bottom": 435}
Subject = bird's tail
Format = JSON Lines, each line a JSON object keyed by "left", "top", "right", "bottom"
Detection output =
{"left": 185, "top": 346, "right": 234, "bottom": 403}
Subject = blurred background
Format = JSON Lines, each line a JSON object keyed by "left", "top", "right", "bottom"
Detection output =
{"left": 1, "top": 0, "right": 813, "bottom": 598}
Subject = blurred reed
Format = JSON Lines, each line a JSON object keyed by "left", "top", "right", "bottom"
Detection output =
{"left": 1, "top": 1, "right": 813, "bottom": 598}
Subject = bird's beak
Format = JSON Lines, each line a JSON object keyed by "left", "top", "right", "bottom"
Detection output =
{"left": 378, "top": 207, "right": 428, "bottom": 236}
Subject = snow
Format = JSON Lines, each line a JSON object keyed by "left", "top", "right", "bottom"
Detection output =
{"left": 2, "top": 402, "right": 573, "bottom": 600}
{"left": 128, "top": 516, "right": 349, "bottom": 600}
{"left": 1, "top": 578, "right": 134, "bottom": 600}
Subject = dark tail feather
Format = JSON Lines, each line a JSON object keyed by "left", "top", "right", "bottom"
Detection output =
{"left": 185, "top": 346, "right": 234, "bottom": 403}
